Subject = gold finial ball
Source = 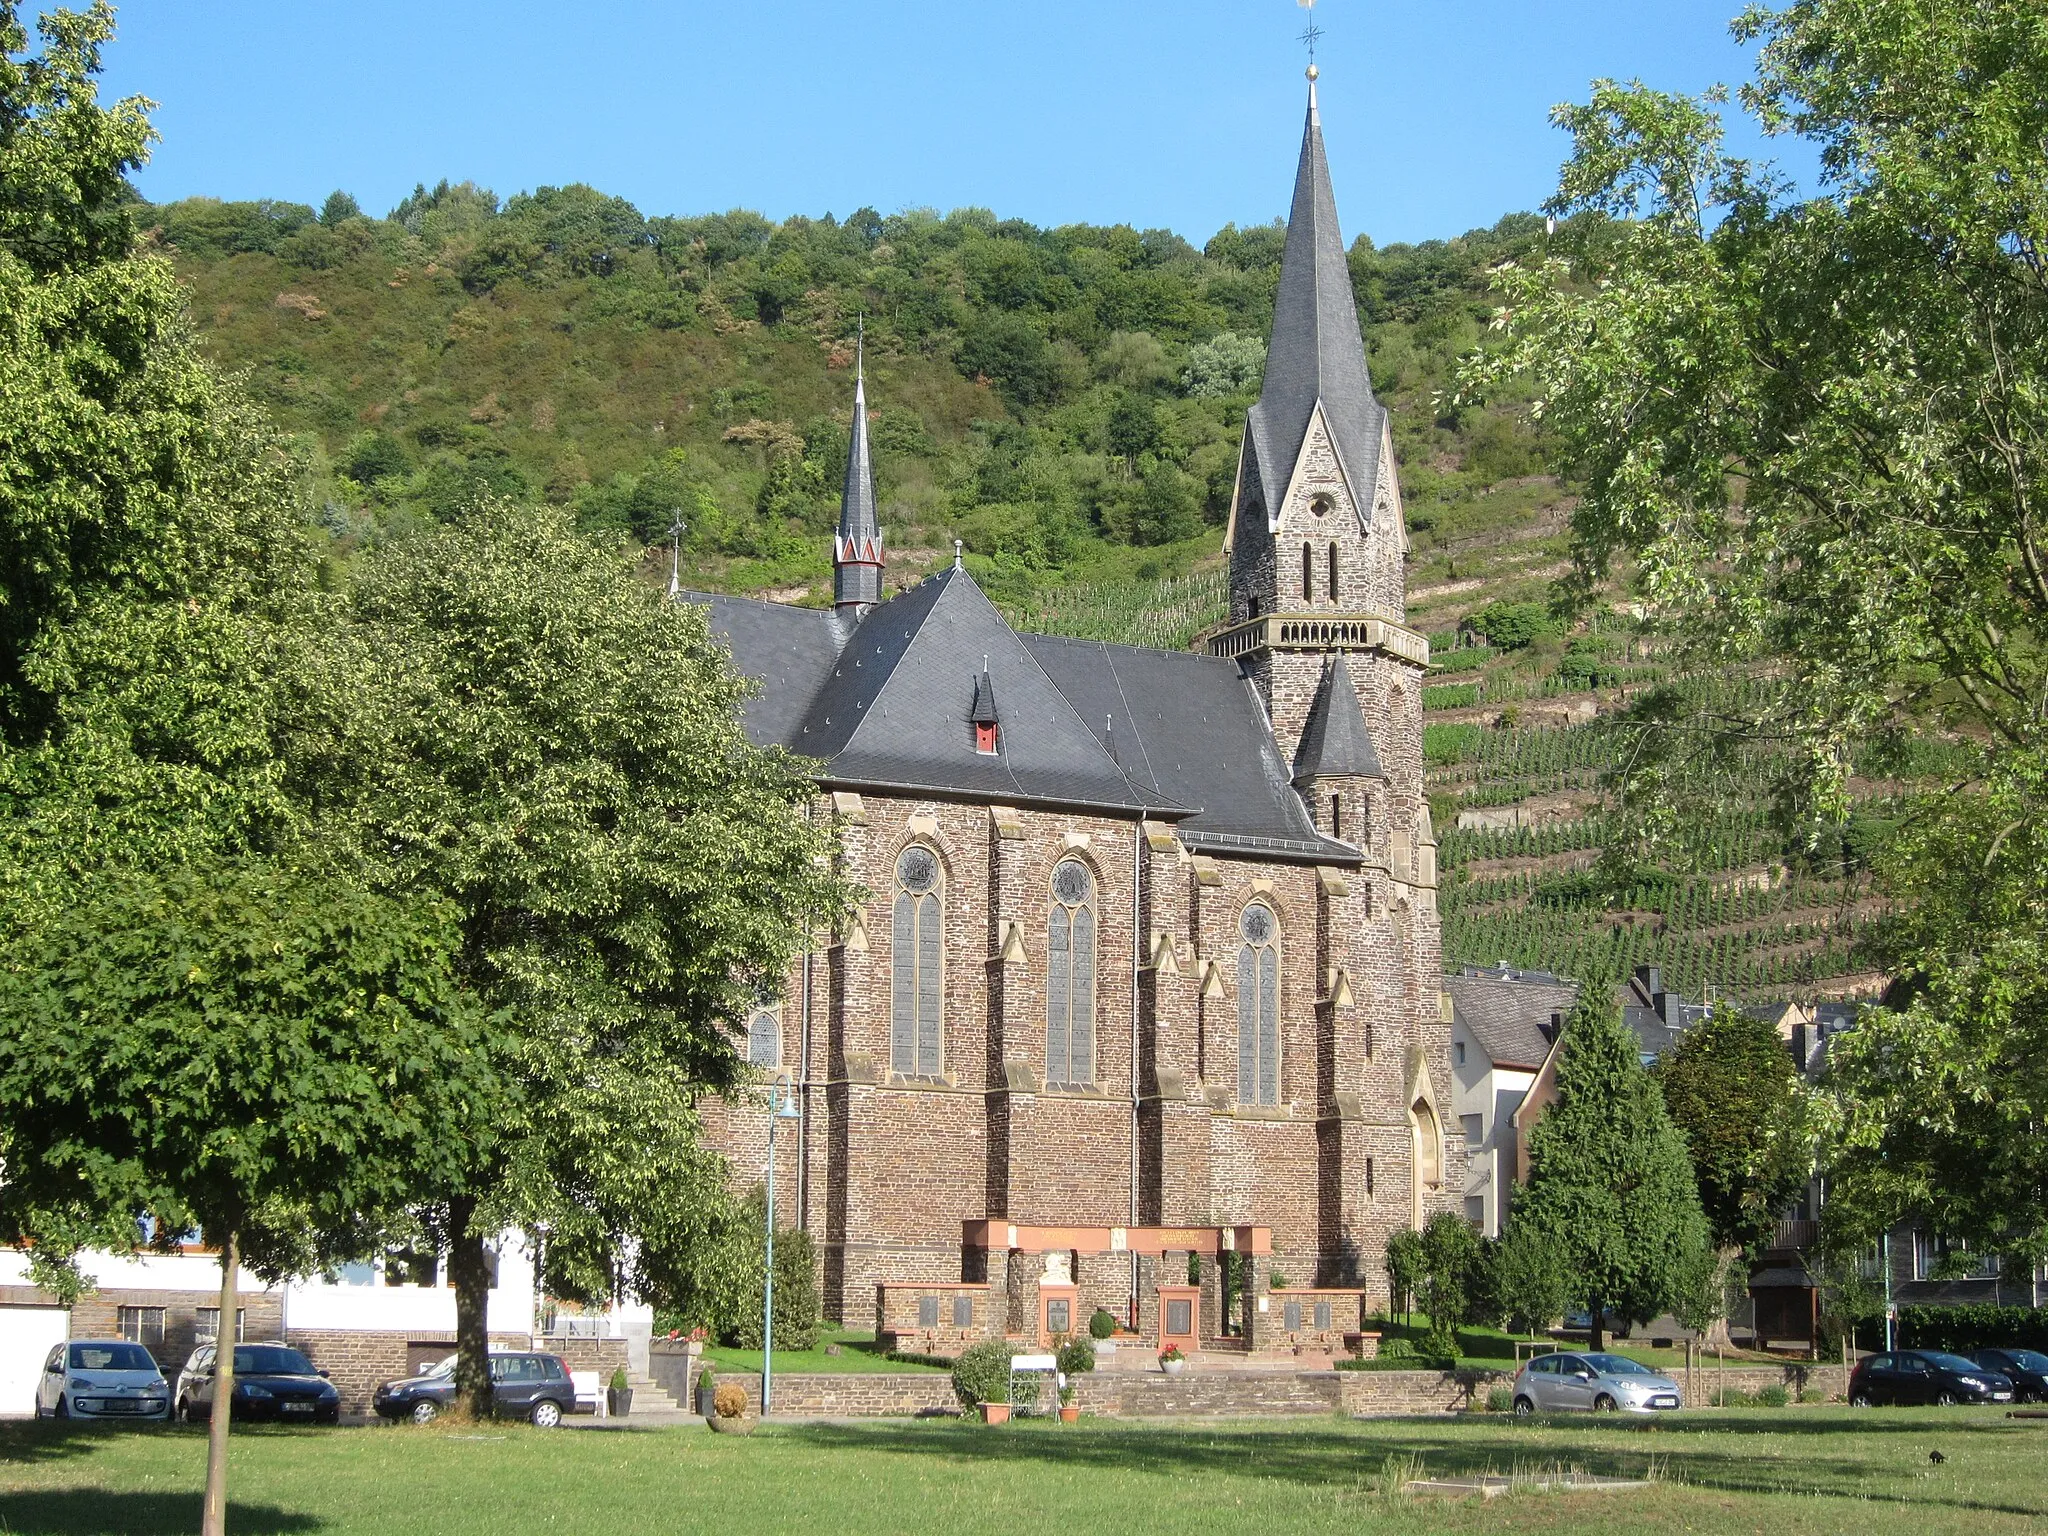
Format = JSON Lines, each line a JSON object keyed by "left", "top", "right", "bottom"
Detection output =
{"left": 1306, "top": 63, "right": 1319, "bottom": 81}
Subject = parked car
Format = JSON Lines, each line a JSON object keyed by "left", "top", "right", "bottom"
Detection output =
{"left": 175, "top": 1342, "right": 340, "bottom": 1424}
{"left": 1848, "top": 1349, "right": 2013, "bottom": 1407}
{"left": 1970, "top": 1348, "right": 2048, "bottom": 1403}
{"left": 372, "top": 1350, "right": 577, "bottom": 1427}
{"left": 33, "top": 1339, "right": 171, "bottom": 1423}
{"left": 1511, "top": 1351, "right": 1683, "bottom": 1414}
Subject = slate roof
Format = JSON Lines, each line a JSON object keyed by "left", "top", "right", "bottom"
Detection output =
{"left": 1245, "top": 81, "right": 1386, "bottom": 523}
{"left": 1446, "top": 967, "right": 1579, "bottom": 1071}
{"left": 695, "top": 568, "right": 1361, "bottom": 863}
{"left": 1617, "top": 965, "right": 1709, "bottom": 1064}
{"left": 1292, "top": 652, "right": 1384, "bottom": 783}
{"left": 1024, "top": 633, "right": 1356, "bottom": 862}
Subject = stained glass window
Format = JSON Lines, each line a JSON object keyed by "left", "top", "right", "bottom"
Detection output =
{"left": 1047, "top": 859, "right": 1096, "bottom": 1086}
{"left": 892, "top": 846, "right": 943, "bottom": 1075}
{"left": 1236, "top": 902, "right": 1281, "bottom": 1105}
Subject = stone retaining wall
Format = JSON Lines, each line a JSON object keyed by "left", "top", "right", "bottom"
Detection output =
{"left": 682, "top": 1359, "right": 1855, "bottom": 1422}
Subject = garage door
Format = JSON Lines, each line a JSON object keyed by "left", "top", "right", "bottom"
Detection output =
{"left": 0, "top": 1306, "right": 70, "bottom": 1416}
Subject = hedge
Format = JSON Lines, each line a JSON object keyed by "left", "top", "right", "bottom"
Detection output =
{"left": 1897, "top": 1304, "right": 2048, "bottom": 1353}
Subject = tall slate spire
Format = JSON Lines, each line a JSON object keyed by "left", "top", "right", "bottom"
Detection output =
{"left": 1245, "top": 77, "right": 1385, "bottom": 517}
{"left": 834, "top": 322, "right": 884, "bottom": 615}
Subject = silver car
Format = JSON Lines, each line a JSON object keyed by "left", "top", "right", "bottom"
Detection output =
{"left": 34, "top": 1339, "right": 172, "bottom": 1422}
{"left": 1512, "top": 1350, "right": 1683, "bottom": 1414}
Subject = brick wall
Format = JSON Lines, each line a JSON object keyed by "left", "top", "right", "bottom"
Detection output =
{"left": 875, "top": 1283, "right": 990, "bottom": 1354}
{"left": 285, "top": 1330, "right": 531, "bottom": 1416}
{"left": 71, "top": 1288, "right": 283, "bottom": 1378}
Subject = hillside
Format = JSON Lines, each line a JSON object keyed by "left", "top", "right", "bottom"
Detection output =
{"left": 154, "top": 184, "right": 1895, "bottom": 1004}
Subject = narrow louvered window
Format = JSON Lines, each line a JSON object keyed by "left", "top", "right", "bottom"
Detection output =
{"left": 1301, "top": 542, "right": 1313, "bottom": 600}
{"left": 1047, "top": 859, "right": 1096, "bottom": 1086}
{"left": 1330, "top": 793, "right": 1342, "bottom": 839}
{"left": 1328, "top": 541, "right": 1340, "bottom": 600}
{"left": 1235, "top": 902, "right": 1281, "bottom": 1106}
{"left": 892, "top": 846, "right": 943, "bottom": 1076}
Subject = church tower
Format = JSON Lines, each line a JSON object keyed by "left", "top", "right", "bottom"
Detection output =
{"left": 1213, "top": 69, "right": 1440, "bottom": 1013}
{"left": 833, "top": 328, "right": 884, "bottom": 617}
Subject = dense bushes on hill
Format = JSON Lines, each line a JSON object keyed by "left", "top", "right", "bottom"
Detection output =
{"left": 149, "top": 183, "right": 1557, "bottom": 603}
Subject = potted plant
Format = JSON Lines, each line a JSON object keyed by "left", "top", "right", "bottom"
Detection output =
{"left": 1058, "top": 1382, "right": 1079, "bottom": 1423}
{"left": 707, "top": 1380, "right": 753, "bottom": 1434}
{"left": 1089, "top": 1308, "right": 1118, "bottom": 1357}
{"left": 694, "top": 1365, "right": 717, "bottom": 1417}
{"left": 1158, "top": 1343, "right": 1186, "bottom": 1376}
{"left": 950, "top": 1340, "right": 1016, "bottom": 1425}
{"left": 606, "top": 1365, "right": 632, "bottom": 1417}
{"left": 1055, "top": 1337, "right": 1093, "bottom": 1422}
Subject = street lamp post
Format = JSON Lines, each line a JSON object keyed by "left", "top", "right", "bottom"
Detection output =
{"left": 762, "top": 1075, "right": 800, "bottom": 1416}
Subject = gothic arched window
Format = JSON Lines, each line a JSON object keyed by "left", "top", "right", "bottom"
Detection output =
{"left": 1236, "top": 902, "right": 1281, "bottom": 1105}
{"left": 891, "top": 845, "right": 943, "bottom": 1076}
{"left": 746, "top": 1007, "right": 781, "bottom": 1070}
{"left": 1328, "top": 541, "right": 1340, "bottom": 601}
{"left": 1046, "top": 858, "right": 1097, "bottom": 1086}
{"left": 1301, "top": 542, "right": 1313, "bottom": 601}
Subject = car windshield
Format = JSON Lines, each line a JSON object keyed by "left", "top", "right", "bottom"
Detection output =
{"left": 1582, "top": 1354, "right": 1657, "bottom": 1377}
{"left": 2004, "top": 1350, "right": 2048, "bottom": 1373}
{"left": 233, "top": 1346, "right": 315, "bottom": 1376}
{"left": 1926, "top": 1353, "right": 1984, "bottom": 1373}
{"left": 70, "top": 1343, "right": 157, "bottom": 1373}
{"left": 422, "top": 1355, "right": 456, "bottom": 1378}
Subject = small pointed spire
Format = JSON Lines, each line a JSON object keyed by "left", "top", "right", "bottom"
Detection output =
{"left": 665, "top": 509, "right": 685, "bottom": 602}
{"left": 954, "top": 538, "right": 964, "bottom": 570}
{"left": 833, "top": 315, "right": 883, "bottom": 616}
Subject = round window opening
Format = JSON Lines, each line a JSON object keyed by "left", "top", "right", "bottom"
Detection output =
{"left": 1052, "top": 859, "right": 1092, "bottom": 906}
{"left": 897, "top": 846, "right": 939, "bottom": 894}
{"left": 1239, "top": 903, "right": 1275, "bottom": 945}
{"left": 1308, "top": 493, "right": 1335, "bottom": 519}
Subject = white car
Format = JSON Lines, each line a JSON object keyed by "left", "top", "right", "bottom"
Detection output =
{"left": 35, "top": 1339, "right": 172, "bottom": 1422}
{"left": 1511, "top": 1350, "right": 1683, "bottom": 1414}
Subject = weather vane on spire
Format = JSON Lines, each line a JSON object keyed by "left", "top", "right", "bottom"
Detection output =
{"left": 1298, "top": 0, "right": 1322, "bottom": 80}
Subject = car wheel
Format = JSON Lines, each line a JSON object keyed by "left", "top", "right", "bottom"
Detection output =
{"left": 410, "top": 1400, "right": 439, "bottom": 1425}
{"left": 1936, "top": 1392, "right": 1957, "bottom": 1408}
{"left": 1513, "top": 1395, "right": 1535, "bottom": 1416}
{"left": 530, "top": 1399, "right": 562, "bottom": 1429}
{"left": 1594, "top": 1394, "right": 1618, "bottom": 1412}
{"left": 1849, "top": 1391, "right": 1872, "bottom": 1407}
{"left": 53, "top": 1395, "right": 69, "bottom": 1421}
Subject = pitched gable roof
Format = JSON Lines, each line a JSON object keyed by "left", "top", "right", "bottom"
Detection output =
{"left": 1292, "top": 652, "right": 1384, "bottom": 783}
{"left": 1244, "top": 81, "right": 1385, "bottom": 522}
{"left": 1446, "top": 968, "right": 1579, "bottom": 1072}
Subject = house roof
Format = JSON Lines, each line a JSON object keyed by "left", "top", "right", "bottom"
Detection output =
{"left": 1245, "top": 81, "right": 1385, "bottom": 521}
{"left": 1446, "top": 967, "right": 1579, "bottom": 1071}
{"left": 696, "top": 568, "right": 1361, "bottom": 862}
{"left": 1292, "top": 652, "right": 1384, "bottom": 784}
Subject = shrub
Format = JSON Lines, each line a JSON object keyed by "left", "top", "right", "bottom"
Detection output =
{"left": 608, "top": 1366, "right": 629, "bottom": 1391}
{"left": 1089, "top": 1308, "right": 1117, "bottom": 1340}
{"left": 1756, "top": 1384, "right": 1790, "bottom": 1407}
{"left": 1466, "top": 599, "right": 1560, "bottom": 651}
{"left": 1485, "top": 1386, "right": 1514, "bottom": 1413}
{"left": 951, "top": 1341, "right": 1016, "bottom": 1410}
{"left": 1799, "top": 1387, "right": 1826, "bottom": 1404}
{"left": 1056, "top": 1338, "right": 1096, "bottom": 1377}
{"left": 712, "top": 1382, "right": 747, "bottom": 1419}
{"left": 1269, "top": 1269, "right": 1290, "bottom": 1290}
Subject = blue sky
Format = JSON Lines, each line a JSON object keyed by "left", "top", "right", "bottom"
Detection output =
{"left": 97, "top": 0, "right": 1808, "bottom": 247}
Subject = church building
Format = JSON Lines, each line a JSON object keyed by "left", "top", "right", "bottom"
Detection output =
{"left": 697, "top": 78, "right": 1458, "bottom": 1359}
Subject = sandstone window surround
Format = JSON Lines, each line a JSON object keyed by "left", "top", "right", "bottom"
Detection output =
{"left": 747, "top": 1005, "right": 782, "bottom": 1070}
{"left": 891, "top": 844, "right": 944, "bottom": 1078}
{"left": 1045, "top": 857, "right": 1097, "bottom": 1088}
{"left": 1236, "top": 900, "right": 1281, "bottom": 1106}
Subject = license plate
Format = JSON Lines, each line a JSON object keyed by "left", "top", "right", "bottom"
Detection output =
{"left": 281, "top": 1402, "right": 315, "bottom": 1414}
{"left": 1993, "top": 1392, "right": 2012, "bottom": 1402}
{"left": 1650, "top": 1396, "right": 1678, "bottom": 1408}
{"left": 104, "top": 1400, "right": 141, "bottom": 1414}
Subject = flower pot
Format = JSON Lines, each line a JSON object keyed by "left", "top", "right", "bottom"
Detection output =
{"left": 1161, "top": 1358, "right": 1186, "bottom": 1376}
{"left": 607, "top": 1387, "right": 633, "bottom": 1417}
{"left": 695, "top": 1381, "right": 717, "bottom": 1416}
{"left": 707, "top": 1413, "right": 755, "bottom": 1435}
{"left": 978, "top": 1402, "right": 1011, "bottom": 1424}
{"left": 1059, "top": 1405, "right": 1080, "bottom": 1424}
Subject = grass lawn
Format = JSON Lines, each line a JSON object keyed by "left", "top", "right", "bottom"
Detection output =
{"left": 695, "top": 1325, "right": 948, "bottom": 1375}
{"left": 3, "top": 1407, "right": 2043, "bottom": 1534}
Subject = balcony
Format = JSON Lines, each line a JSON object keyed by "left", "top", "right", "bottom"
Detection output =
{"left": 1771, "top": 1218, "right": 1818, "bottom": 1252}
{"left": 1207, "top": 611, "right": 1431, "bottom": 666}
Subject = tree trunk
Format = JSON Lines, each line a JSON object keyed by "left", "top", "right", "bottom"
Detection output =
{"left": 1588, "top": 1293, "right": 1605, "bottom": 1353}
{"left": 447, "top": 1193, "right": 492, "bottom": 1423}
{"left": 201, "top": 1230, "right": 238, "bottom": 1536}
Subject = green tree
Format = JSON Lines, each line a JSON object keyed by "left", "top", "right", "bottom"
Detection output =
{"left": 1655, "top": 1004, "right": 1813, "bottom": 1253}
{"left": 342, "top": 499, "right": 849, "bottom": 1416}
{"left": 1463, "top": 0, "right": 2048, "bottom": 1264}
{"left": 1385, "top": 1227, "right": 1425, "bottom": 1326}
{"left": 1417, "top": 1210, "right": 1482, "bottom": 1354}
{"left": 0, "top": 862, "right": 495, "bottom": 1536}
{"left": 1491, "top": 1222, "right": 1570, "bottom": 1337}
{"left": 1512, "top": 998, "right": 1712, "bottom": 1348}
